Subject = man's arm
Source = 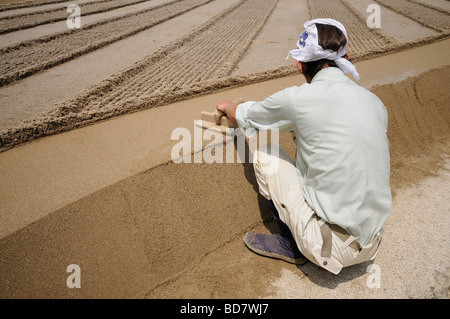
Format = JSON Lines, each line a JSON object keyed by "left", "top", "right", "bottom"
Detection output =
{"left": 216, "top": 88, "right": 295, "bottom": 139}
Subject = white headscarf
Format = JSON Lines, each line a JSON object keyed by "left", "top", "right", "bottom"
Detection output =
{"left": 286, "top": 18, "right": 360, "bottom": 81}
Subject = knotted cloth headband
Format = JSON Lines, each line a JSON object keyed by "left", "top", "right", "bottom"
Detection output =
{"left": 286, "top": 18, "right": 360, "bottom": 81}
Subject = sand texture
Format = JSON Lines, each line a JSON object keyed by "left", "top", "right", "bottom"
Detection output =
{"left": 1, "top": 0, "right": 450, "bottom": 151}
{"left": 373, "top": 0, "right": 450, "bottom": 32}
{"left": 0, "top": 0, "right": 214, "bottom": 87}
{"left": 0, "top": 65, "right": 448, "bottom": 298}
{"left": 0, "top": 0, "right": 449, "bottom": 299}
{"left": 0, "top": 0, "right": 151, "bottom": 34}
{"left": 0, "top": 0, "right": 69, "bottom": 9}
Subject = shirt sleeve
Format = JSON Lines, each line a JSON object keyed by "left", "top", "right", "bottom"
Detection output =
{"left": 235, "top": 88, "right": 295, "bottom": 138}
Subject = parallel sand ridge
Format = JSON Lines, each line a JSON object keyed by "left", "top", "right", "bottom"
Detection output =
{"left": 0, "top": 0, "right": 449, "bottom": 151}
{"left": 0, "top": 0, "right": 215, "bottom": 86}
{"left": 0, "top": 0, "right": 151, "bottom": 34}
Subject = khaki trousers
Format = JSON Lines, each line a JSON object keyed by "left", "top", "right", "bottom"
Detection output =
{"left": 253, "top": 143, "right": 382, "bottom": 274}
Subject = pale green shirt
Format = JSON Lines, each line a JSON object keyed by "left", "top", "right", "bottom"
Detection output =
{"left": 236, "top": 67, "right": 392, "bottom": 245}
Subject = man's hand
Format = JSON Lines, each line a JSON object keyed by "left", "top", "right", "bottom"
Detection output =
{"left": 216, "top": 99, "right": 238, "bottom": 125}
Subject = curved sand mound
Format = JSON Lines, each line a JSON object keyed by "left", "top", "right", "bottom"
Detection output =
{"left": 0, "top": 0, "right": 449, "bottom": 152}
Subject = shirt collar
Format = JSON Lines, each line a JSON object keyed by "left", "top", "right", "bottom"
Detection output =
{"left": 311, "top": 67, "right": 355, "bottom": 84}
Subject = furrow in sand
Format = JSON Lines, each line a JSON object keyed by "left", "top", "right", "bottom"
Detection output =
{"left": 0, "top": 0, "right": 152, "bottom": 34}
{"left": 0, "top": 0, "right": 108, "bottom": 16}
{"left": 71, "top": 0, "right": 278, "bottom": 109}
{"left": 374, "top": 0, "right": 450, "bottom": 32}
{"left": 308, "top": 0, "right": 396, "bottom": 58}
{"left": 0, "top": 0, "right": 279, "bottom": 150}
{"left": 0, "top": 0, "right": 70, "bottom": 12}
{"left": 0, "top": 0, "right": 213, "bottom": 87}
{"left": 408, "top": 0, "right": 450, "bottom": 15}
{"left": 0, "top": 0, "right": 103, "bottom": 17}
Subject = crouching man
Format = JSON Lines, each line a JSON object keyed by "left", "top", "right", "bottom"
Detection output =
{"left": 216, "top": 19, "right": 392, "bottom": 274}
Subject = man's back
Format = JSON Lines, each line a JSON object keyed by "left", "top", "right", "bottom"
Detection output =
{"left": 289, "top": 67, "right": 392, "bottom": 245}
